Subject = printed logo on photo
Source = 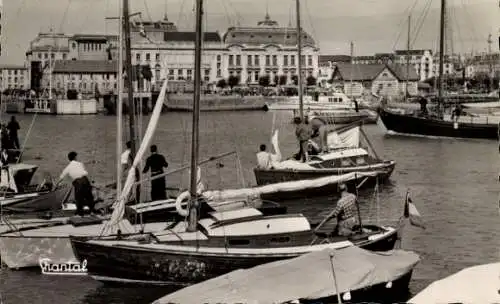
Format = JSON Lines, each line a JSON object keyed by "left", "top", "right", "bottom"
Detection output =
{"left": 39, "top": 258, "right": 88, "bottom": 275}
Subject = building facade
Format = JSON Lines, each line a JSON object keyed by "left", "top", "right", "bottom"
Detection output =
{"left": 128, "top": 16, "right": 223, "bottom": 92}
{"left": 222, "top": 14, "right": 319, "bottom": 85}
{"left": 42, "top": 60, "right": 117, "bottom": 98}
{"left": 331, "top": 63, "right": 419, "bottom": 98}
{"left": 0, "top": 65, "right": 29, "bottom": 91}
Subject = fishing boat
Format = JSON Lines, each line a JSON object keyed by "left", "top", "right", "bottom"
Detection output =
{"left": 254, "top": 123, "right": 395, "bottom": 199}
{"left": 408, "top": 262, "right": 500, "bottom": 304}
{"left": 151, "top": 246, "right": 420, "bottom": 304}
{"left": 68, "top": 0, "right": 404, "bottom": 286}
{"left": 266, "top": 90, "right": 356, "bottom": 112}
{"left": 378, "top": 0, "right": 499, "bottom": 140}
{"left": 304, "top": 109, "right": 378, "bottom": 125}
{"left": 0, "top": 163, "right": 70, "bottom": 213}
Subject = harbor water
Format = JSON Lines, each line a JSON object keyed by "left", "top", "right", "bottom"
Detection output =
{"left": 0, "top": 111, "right": 498, "bottom": 303}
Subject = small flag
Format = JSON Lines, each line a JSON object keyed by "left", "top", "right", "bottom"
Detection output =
{"left": 404, "top": 192, "right": 426, "bottom": 229}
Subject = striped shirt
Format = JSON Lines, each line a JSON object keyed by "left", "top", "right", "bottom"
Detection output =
{"left": 331, "top": 192, "right": 357, "bottom": 221}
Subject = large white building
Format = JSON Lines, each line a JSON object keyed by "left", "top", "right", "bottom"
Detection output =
{"left": 128, "top": 16, "right": 224, "bottom": 91}
{"left": 393, "top": 49, "right": 434, "bottom": 81}
{"left": 25, "top": 12, "right": 319, "bottom": 92}
{"left": 222, "top": 13, "right": 319, "bottom": 85}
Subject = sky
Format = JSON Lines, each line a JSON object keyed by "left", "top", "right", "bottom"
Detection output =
{"left": 0, "top": 0, "right": 498, "bottom": 65}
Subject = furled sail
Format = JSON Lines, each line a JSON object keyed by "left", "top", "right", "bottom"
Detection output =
{"left": 203, "top": 171, "right": 379, "bottom": 202}
{"left": 104, "top": 78, "right": 169, "bottom": 231}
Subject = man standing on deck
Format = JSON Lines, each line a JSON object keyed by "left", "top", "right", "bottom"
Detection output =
{"left": 56, "top": 151, "right": 96, "bottom": 216}
{"left": 323, "top": 183, "right": 359, "bottom": 236}
{"left": 309, "top": 117, "right": 329, "bottom": 154}
{"left": 293, "top": 117, "right": 311, "bottom": 162}
{"left": 7, "top": 116, "right": 20, "bottom": 150}
{"left": 143, "top": 145, "right": 169, "bottom": 201}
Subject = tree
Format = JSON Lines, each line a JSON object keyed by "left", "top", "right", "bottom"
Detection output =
{"left": 306, "top": 75, "right": 317, "bottom": 86}
{"left": 259, "top": 75, "right": 270, "bottom": 87}
{"left": 277, "top": 75, "right": 287, "bottom": 86}
{"left": 141, "top": 65, "right": 153, "bottom": 81}
{"left": 216, "top": 78, "right": 227, "bottom": 89}
{"left": 227, "top": 75, "right": 240, "bottom": 89}
{"left": 291, "top": 75, "right": 299, "bottom": 86}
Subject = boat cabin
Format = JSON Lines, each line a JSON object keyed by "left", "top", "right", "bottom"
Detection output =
{"left": 152, "top": 208, "right": 315, "bottom": 248}
{"left": 308, "top": 147, "right": 375, "bottom": 168}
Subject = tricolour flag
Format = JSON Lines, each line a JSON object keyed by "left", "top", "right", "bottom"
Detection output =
{"left": 404, "top": 192, "right": 426, "bottom": 229}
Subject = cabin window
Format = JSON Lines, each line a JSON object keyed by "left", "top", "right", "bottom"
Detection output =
{"left": 355, "top": 157, "right": 367, "bottom": 165}
{"left": 340, "top": 159, "right": 352, "bottom": 166}
{"left": 270, "top": 236, "right": 290, "bottom": 244}
{"left": 228, "top": 239, "right": 250, "bottom": 246}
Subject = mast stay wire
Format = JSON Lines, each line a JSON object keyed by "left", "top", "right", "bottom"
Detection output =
{"left": 391, "top": 0, "right": 421, "bottom": 51}
{"left": 140, "top": 0, "right": 192, "bottom": 198}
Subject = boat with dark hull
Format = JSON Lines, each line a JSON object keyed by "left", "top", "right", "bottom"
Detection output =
{"left": 70, "top": 204, "right": 401, "bottom": 286}
{"left": 152, "top": 246, "right": 420, "bottom": 304}
{"left": 378, "top": 107, "right": 499, "bottom": 139}
{"left": 377, "top": 0, "right": 499, "bottom": 140}
{"left": 254, "top": 124, "right": 395, "bottom": 199}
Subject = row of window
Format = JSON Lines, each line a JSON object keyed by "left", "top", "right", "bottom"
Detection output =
{"left": 37, "top": 52, "right": 68, "bottom": 60}
{"left": 228, "top": 54, "right": 313, "bottom": 66}
{"left": 3, "top": 70, "right": 25, "bottom": 76}
{"left": 1, "top": 77, "right": 24, "bottom": 83}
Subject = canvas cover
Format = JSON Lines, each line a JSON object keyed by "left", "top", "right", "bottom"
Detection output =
{"left": 408, "top": 262, "right": 500, "bottom": 304}
{"left": 152, "top": 246, "right": 420, "bottom": 304}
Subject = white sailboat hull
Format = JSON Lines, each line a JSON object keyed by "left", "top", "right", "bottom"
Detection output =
{"left": 0, "top": 221, "right": 168, "bottom": 269}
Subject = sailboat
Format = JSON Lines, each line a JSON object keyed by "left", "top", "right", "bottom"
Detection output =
{"left": 0, "top": 0, "right": 287, "bottom": 270}
{"left": 68, "top": 0, "right": 403, "bottom": 286}
{"left": 254, "top": 16, "right": 395, "bottom": 199}
{"left": 378, "top": 0, "right": 499, "bottom": 140}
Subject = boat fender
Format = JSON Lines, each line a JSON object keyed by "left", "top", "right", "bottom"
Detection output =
{"left": 453, "top": 122, "right": 458, "bottom": 129}
{"left": 175, "top": 191, "right": 190, "bottom": 217}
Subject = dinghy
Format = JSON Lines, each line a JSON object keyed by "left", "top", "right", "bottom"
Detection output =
{"left": 151, "top": 246, "right": 420, "bottom": 304}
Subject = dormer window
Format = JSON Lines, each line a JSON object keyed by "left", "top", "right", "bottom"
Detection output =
{"left": 232, "top": 34, "right": 236, "bottom": 38}
{"left": 250, "top": 35, "right": 254, "bottom": 38}
{"left": 268, "top": 35, "right": 272, "bottom": 38}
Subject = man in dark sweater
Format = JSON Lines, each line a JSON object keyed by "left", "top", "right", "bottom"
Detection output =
{"left": 143, "top": 145, "right": 169, "bottom": 201}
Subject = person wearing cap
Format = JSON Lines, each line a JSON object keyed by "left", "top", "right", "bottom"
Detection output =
{"left": 56, "top": 151, "right": 96, "bottom": 216}
{"left": 324, "top": 183, "right": 359, "bottom": 236}
{"left": 293, "top": 117, "right": 311, "bottom": 162}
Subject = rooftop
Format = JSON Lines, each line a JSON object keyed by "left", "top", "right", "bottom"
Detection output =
{"left": 333, "top": 63, "right": 419, "bottom": 81}
{"left": 319, "top": 55, "right": 351, "bottom": 65}
{"left": 163, "top": 31, "right": 222, "bottom": 43}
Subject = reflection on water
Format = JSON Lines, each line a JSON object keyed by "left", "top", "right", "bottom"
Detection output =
{"left": 0, "top": 111, "right": 498, "bottom": 303}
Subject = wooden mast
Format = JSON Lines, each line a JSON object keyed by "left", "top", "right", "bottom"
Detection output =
{"left": 187, "top": 0, "right": 204, "bottom": 232}
{"left": 437, "top": 0, "right": 446, "bottom": 116}
{"left": 116, "top": 0, "right": 124, "bottom": 197}
{"left": 405, "top": 15, "right": 411, "bottom": 102}
{"left": 296, "top": 0, "right": 304, "bottom": 121}
{"left": 122, "top": 0, "right": 142, "bottom": 203}
{"left": 123, "top": 0, "right": 136, "bottom": 160}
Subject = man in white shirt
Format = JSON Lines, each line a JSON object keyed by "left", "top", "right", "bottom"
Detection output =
{"left": 120, "top": 141, "right": 132, "bottom": 183}
{"left": 56, "top": 151, "right": 96, "bottom": 216}
{"left": 256, "top": 144, "right": 280, "bottom": 169}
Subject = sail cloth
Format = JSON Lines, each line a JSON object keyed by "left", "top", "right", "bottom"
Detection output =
{"left": 327, "top": 126, "right": 360, "bottom": 149}
{"left": 152, "top": 246, "right": 420, "bottom": 304}
{"left": 409, "top": 263, "right": 500, "bottom": 304}
{"left": 202, "top": 171, "right": 378, "bottom": 202}
{"left": 105, "top": 78, "right": 169, "bottom": 230}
